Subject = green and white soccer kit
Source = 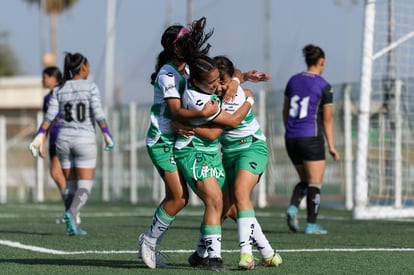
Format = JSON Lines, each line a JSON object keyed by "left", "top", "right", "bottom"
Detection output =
{"left": 44, "top": 79, "right": 108, "bottom": 169}
{"left": 220, "top": 86, "right": 268, "bottom": 191}
{"left": 174, "top": 86, "right": 224, "bottom": 191}
{"left": 146, "top": 62, "right": 187, "bottom": 176}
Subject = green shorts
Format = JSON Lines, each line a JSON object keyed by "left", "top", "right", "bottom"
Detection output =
{"left": 222, "top": 139, "right": 268, "bottom": 191}
{"left": 146, "top": 137, "right": 177, "bottom": 177}
{"left": 175, "top": 150, "right": 225, "bottom": 192}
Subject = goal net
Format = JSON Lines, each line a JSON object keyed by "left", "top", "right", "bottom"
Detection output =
{"left": 354, "top": 0, "right": 414, "bottom": 219}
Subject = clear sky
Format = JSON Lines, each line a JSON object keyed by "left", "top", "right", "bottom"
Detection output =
{"left": 0, "top": 0, "right": 364, "bottom": 105}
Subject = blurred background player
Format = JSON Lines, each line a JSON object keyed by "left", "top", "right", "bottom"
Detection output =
{"left": 29, "top": 52, "right": 114, "bottom": 236}
{"left": 283, "top": 44, "right": 340, "bottom": 235}
{"left": 41, "top": 66, "right": 68, "bottom": 222}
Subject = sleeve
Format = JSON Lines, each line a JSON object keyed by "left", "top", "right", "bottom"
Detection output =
{"left": 185, "top": 92, "right": 221, "bottom": 126}
{"left": 44, "top": 89, "right": 59, "bottom": 123}
{"left": 321, "top": 83, "right": 333, "bottom": 105}
{"left": 158, "top": 73, "right": 181, "bottom": 99}
{"left": 90, "top": 82, "right": 107, "bottom": 124}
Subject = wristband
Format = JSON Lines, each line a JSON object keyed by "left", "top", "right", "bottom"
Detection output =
{"left": 246, "top": 97, "right": 255, "bottom": 106}
{"left": 232, "top": 77, "right": 240, "bottom": 85}
{"left": 36, "top": 127, "right": 47, "bottom": 135}
{"left": 102, "top": 126, "right": 111, "bottom": 135}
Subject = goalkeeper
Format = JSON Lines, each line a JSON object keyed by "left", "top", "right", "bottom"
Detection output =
{"left": 29, "top": 52, "right": 114, "bottom": 236}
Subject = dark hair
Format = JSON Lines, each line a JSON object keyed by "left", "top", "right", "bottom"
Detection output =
{"left": 60, "top": 52, "right": 88, "bottom": 87}
{"left": 187, "top": 55, "right": 217, "bottom": 85}
{"left": 213, "top": 55, "right": 234, "bottom": 80}
{"left": 150, "top": 17, "right": 214, "bottom": 84}
{"left": 302, "top": 44, "right": 325, "bottom": 67}
{"left": 42, "top": 66, "right": 62, "bottom": 83}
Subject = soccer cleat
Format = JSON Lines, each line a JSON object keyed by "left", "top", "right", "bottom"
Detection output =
{"left": 286, "top": 205, "right": 299, "bottom": 232}
{"left": 138, "top": 233, "right": 168, "bottom": 268}
{"left": 137, "top": 233, "right": 144, "bottom": 259}
{"left": 238, "top": 253, "right": 254, "bottom": 270}
{"left": 75, "top": 226, "right": 87, "bottom": 236}
{"left": 154, "top": 252, "right": 169, "bottom": 268}
{"left": 140, "top": 234, "right": 157, "bottom": 269}
{"left": 305, "top": 223, "right": 328, "bottom": 235}
{"left": 59, "top": 213, "right": 81, "bottom": 225}
{"left": 63, "top": 211, "right": 78, "bottom": 236}
{"left": 208, "top": 257, "right": 225, "bottom": 272}
{"left": 188, "top": 251, "right": 209, "bottom": 267}
{"left": 260, "top": 252, "right": 283, "bottom": 267}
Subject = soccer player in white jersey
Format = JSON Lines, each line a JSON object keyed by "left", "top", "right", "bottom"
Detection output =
{"left": 174, "top": 55, "right": 255, "bottom": 272}
{"left": 29, "top": 52, "right": 114, "bottom": 236}
{"left": 185, "top": 56, "right": 282, "bottom": 270}
{"left": 138, "top": 17, "right": 219, "bottom": 269}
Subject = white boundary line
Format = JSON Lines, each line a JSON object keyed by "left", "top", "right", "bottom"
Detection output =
{"left": 1, "top": 239, "right": 414, "bottom": 255}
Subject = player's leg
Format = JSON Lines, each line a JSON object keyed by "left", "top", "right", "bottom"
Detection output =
{"left": 63, "top": 139, "right": 96, "bottom": 236}
{"left": 49, "top": 145, "right": 66, "bottom": 197}
{"left": 194, "top": 176, "right": 224, "bottom": 272}
{"left": 140, "top": 141, "right": 189, "bottom": 268}
{"left": 285, "top": 138, "right": 306, "bottom": 232}
{"left": 304, "top": 160, "right": 327, "bottom": 234}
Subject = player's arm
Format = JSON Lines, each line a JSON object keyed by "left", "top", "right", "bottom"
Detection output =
{"left": 166, "top": 97, "right": 218, "bottom": 121}
{"left": 321, "top": 85, "right": 339, "bottom": 161}
{"left": 223, "top": 68, "right": 271, "bottom": 102}
{"left": 171, "top": 120, "right": 224, "bottom": 141}
{"left": 282, "top": 95, "right": 289, "bottom": 128}
{"left": 212, "top": 96, "right": 254, "bottom": 128}
{"left": 193, "top": 123, "right": 225, "bottom": 141}
{"left": 323, "top": 104, "right": 339, "bottom": 161}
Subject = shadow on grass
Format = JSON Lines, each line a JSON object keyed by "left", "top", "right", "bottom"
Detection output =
{"left": 0, "top": 258, "right": 189, "bottom": 269}
{"left": 0, "top": 230, "right": 53, "bottom": 236}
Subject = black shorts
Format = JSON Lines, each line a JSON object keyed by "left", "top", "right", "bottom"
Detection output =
{"left": 285, "top": 136, "right": 325, "bottom": 165}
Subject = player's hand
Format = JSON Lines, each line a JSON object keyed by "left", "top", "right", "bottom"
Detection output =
{"left": 101, "top": 126, "right": 115, "bottom": 151}
{"left": 171, "top": 121, "right": 195, "bottom": 138}
{"left": 28, "top": 133, "right": 45, "bottom": 158}
{"left": 103, "top": 133, "right": 115, "bottom": 151}
{"left": 329, "top": 147, "right": 340, "bottom": 161}
{"left": 201, "top": 100, "right": 218, "bottom": 117}
{"left": 245, "top": 70, "right": 271, "bottom": 82}
{"left": 224, "top": 78, "right": 238, "bottom": 102}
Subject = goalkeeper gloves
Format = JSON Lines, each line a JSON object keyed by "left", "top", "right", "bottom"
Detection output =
{"left": 28, "top": 127, "right": 46, "bottom": 157}
{"left": 102, "top": 126, "right": 115, "bottom": 151}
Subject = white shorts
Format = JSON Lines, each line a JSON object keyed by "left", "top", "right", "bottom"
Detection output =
{"left": 56, "top": 135, "right": 97, "bottom": 169}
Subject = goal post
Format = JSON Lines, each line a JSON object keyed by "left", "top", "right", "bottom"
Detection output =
{"left": 354, "top": 0, "right": 414, "bottom": 219}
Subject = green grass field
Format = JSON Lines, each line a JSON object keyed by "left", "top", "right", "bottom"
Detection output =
{"left": 1, "top": 202, "right": 414, "bottom": 274}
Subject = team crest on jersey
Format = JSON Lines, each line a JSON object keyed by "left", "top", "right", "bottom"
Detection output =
{"left": 238, "top": 138, "right": 248, "bottom": 144}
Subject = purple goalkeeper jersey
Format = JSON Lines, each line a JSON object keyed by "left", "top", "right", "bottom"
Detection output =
{"left": 284, "top": 72, "right": 333, "bottom": 139}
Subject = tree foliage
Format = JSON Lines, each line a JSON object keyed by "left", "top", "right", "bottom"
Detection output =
{"left": 0, "top": 32, "right": 19, "bottom": 76}
{"left": 24, "top": 0, "right": 78, "bottom": 14}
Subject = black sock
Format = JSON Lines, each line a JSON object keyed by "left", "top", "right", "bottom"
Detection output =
{"left": 290, "top": 181, "right": 308, "bottom": 207}
{"left": 306, "top": 185, "right": 321, "bottom": 223}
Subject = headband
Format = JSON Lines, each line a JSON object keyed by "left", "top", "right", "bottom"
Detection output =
{"left": 69, "top": 56, "right": 86, "bottom": 78}
{"left": 173, "top": 27, "right": 191, "bottom": 45}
